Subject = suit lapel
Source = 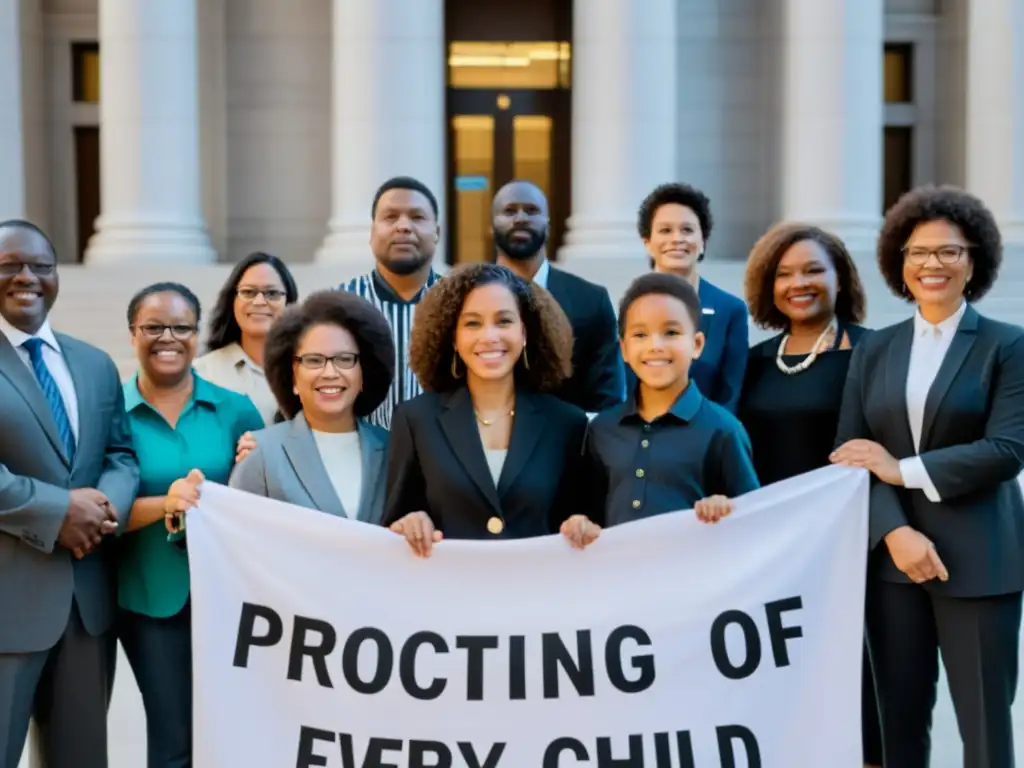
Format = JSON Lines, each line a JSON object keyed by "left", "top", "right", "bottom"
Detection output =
{"left": 496, "top": 390, "right": 542, "bottom": 498}
{"left": 355, "top": 420, "right": 386, "bottom": 524}
{"left": 283, "top": 414, "right": 345, "bottom": 517}
{"left": 884, "top": 320, "right": 916, "bottom": 458}
{"left": 920, "top": 306, "right": 978, "bottom": 450}
{"left": 0, "top": 333, "right": 69, "bottom": 466}
{"left": 438, "top": 388, "right": 502, "bottom": 515}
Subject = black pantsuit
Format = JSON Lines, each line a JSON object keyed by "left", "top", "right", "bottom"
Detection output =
{"left": 836, "top": 305, "right": 1024, "bottom": 767}
{"left": 383, "top": 387, "right": 590, "bottom": 539}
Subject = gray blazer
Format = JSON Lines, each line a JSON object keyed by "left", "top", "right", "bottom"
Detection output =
{"left": 0, "top": 331, "right": 139, "bottom": 654}
{"left": 229, "top": 412, "right": 389, "bottom": 524}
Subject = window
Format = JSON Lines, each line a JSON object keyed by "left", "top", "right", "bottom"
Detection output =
{"left": 884, "top": 44, "right": 913, "bottom": 104}
{"left": 72, "top": 42, "right": 100, "bottom": 103}
{"left": 883, "top": 127, "right": 913, "bottom": 213}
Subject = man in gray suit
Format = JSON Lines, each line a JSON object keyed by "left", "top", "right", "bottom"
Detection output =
{"left": 0, "top": 220, "right": 138, "bottom": 767}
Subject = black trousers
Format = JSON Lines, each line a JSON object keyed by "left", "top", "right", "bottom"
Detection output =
{"left": 118, "top": 604, "right": 193, "bottom": 768}
{"left": 866, "top": 580, "right": 1022, "bottom": 768}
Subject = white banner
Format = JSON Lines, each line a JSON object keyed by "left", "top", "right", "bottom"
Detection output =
{"left": 188, "top": 465, "right": 869, "bottom": 767}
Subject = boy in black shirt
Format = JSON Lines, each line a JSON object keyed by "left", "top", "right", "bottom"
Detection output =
{"left": 563, "top": 273, "right": 759, "bottom": 547}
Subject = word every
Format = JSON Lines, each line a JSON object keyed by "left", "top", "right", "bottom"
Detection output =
{"left": 297, "top": 727, "right": 763, "bottom": 768}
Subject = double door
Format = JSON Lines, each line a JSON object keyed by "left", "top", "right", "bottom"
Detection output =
{"left": 447, "top": 89, "right": 570, "bottom": 264}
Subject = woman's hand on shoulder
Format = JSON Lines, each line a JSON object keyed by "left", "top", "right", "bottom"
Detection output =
{"left": 561, "top": 514, "right": 601, "bottom": 549}
{"left": 390, "top": 511, "right": 442, "bottom": 558}
{"left": 236, "top": 432, "right": 257, "bottom": 463}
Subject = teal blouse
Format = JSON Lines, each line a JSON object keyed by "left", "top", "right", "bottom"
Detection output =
{"left": 118, "top": 372, "right": 264, "bottom": 618}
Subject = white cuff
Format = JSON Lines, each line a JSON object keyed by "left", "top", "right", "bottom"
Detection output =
{"left": 899, "top": 457, "right": 942, "bottom": 503}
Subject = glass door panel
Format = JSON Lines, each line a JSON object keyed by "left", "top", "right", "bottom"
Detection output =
{"left": 452, "top": 115, "right": 496, "bottom": 264}
{"left": 513, "top": 115, "right": 552, "bottom": 201}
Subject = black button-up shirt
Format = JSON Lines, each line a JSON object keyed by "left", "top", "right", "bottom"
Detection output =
{"left": 584, "top": 382, "right": 759, "bottom": 527}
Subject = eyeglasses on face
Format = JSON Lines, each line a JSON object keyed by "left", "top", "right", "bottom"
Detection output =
{"left": 0, "top": 262, "right": 55, "bottom": 277}
{"left": 294, "top": 352, "right": 360, "bottom": 371}
{"left": 902, "top": 245, "right": 969, "bottom": 266}
{"left": 236, "top": 288, "right": 287, "bottom": 303}
{"left": 132, "top": 323, "right": 198, "bottom": 340}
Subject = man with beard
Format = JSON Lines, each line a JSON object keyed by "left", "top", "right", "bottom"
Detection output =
{"left": 339, "top": 176, "right": 441, "bottom": 429}
{"left": 492, "top": 180, "right": 624, "bottom": 412}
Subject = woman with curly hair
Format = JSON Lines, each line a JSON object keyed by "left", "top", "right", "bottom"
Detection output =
{"left": 171, "top": 290, "right": 395, "bottom": 526}
{"left": 831, "top": 185, "right": 1024, "bottom": 768}
{"left": 736, "top": 223, "right": 879, "bottom": 767}
{"left": 193, "top": 251, "right": 299, "bottom": 425}
{"left": 630, "top": 182, "right": 749, "bottom": 413}
{"left": 383, "top": 263, "right": 588, "bottom": 554}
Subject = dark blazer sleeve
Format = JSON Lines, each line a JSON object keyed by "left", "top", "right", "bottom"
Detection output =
{"left": 918, "top": 332, "right": 1024, "bottom": 500}
{"left": 579, "top": 288, "right": 625, "bottom": 411}
{"left": 835, "top": 341, "right": 908, "bottom": 549}
{"left": 580, "top": 422, "right": 609, "bottom": 527}
{"left": 382, "top": 404, "right": 431, "bottom": 528}
{"left": 550, "top": 412, "right": 593, "bottom": 530}
{"left": 95, "top": 354, "right": 139, "bottom": 527}
{"left": 716, "top": 299, "right": 749, "bottom": 414}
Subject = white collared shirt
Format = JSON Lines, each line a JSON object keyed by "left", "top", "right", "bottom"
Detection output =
{"left": 192, "top": 342, "right": 275, "bottom": 426}
{"left": 898, "top": 302, "right": 968, "bottom": 502}
{"left": 532, "top": 258, "right": 551, "bottom": 289}
{"left": 0, "top": 314, "right": 80, "bottom": 438}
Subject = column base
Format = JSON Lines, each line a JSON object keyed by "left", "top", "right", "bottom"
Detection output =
{"left": 85, "top": 215, "right": 216, "bottom": 264}
{"left": 555, "top": 213, "right": 648, "bottom": 295}
{"left": 314, "top": 218, "right": 373, "bottom": 271}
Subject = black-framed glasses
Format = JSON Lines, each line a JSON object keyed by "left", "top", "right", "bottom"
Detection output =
{"left": 294, "top": 353, "right": 359, "bottom": 371}
{"left": 132, "top": 323, "right": 198, "bottom": 340}
{"left": 0, "top": 261, "right": 55, "bottom": 278}
{"left": 237, "top": 288, "right": 287, "bottom": 303}
{"left": 902, "top": 245, "right": 969, "bottom": 266}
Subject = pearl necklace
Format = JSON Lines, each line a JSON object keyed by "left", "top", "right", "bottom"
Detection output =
{"left": 775, "top": 319, "right": 837, "bottom": 375}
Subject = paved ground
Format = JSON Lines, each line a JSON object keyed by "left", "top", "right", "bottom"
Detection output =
{"left": 15, "top": 640, "right": 1023, "bottom": 766}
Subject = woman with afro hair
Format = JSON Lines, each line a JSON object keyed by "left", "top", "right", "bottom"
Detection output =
{"left": 831, "top": 185, "right": 1024, "bottom": 767}
{"left": 382, "top": 263, "right": 590, "bottom": 553}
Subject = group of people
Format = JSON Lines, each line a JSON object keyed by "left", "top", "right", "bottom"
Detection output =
{"left": 0, "top": 175, "right": 1021, "bottom": 768}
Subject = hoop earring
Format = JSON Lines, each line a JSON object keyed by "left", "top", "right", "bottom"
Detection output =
{"left": 522, "top": 347, "right": 530, "bottom": 370}
{"left": 451, "top": 355, "right": 463, "bottom": 379}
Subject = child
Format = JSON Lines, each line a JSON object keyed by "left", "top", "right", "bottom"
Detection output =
{"left": 563, "top": 272, "right": 759, "bottom": 548}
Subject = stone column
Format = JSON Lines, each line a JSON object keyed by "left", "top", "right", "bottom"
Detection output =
{"left": 965, "top": 0, "right": 1024, "bottom": 249}
{"left": 780, "top": 0, "right": 884, "bottom": 254}
{"left": 85, "top": 0, "right": 214, "bottom": 264}
{"left": 315, "top": 0, "right": 445, "bottom": 265}
{"left": 0, "top": 0, "right": 25, "bottom": 218}
{"left": 557, "top": 0, "right": 677, "bottom": 264}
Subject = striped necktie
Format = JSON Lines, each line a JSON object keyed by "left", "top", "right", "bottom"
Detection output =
{"left": 21, "top": 337, "right": 76, "bottom": 460}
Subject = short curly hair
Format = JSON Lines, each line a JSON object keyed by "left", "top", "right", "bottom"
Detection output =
{"left": 878, "top": 184, "right": 1002, "bottom": 302}
{"left": 409, "top": 263, "right": 574, "bottom": 393}
{"left": 618, "top": 273, "right": 702, "bottom": 336}
{"left": 744, "top": 222, "right": 868, "bottom": 330}
{"left": 263, "top": 290, "right": 395, "bottom": 420}
{"left": 637, "top": 183, "right": 714, "bottom": 258}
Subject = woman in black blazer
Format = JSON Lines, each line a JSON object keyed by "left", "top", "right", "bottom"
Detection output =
{"left": 384, "top": 263, "right": 589, "bottom": 555}
{"left": 832, "top": 185, "right": 1024, "bottom": 768}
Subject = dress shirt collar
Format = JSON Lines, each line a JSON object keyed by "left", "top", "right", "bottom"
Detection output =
{"left": 124, "top": 371, "right": 222, "bottom": 412}
{"left": 0, "top": 313, "right": 60, "bottom": 352}
{"left": 370, "top": 267, "right": 438, "bottom": 305}
{"left": 617, "top": 380, "right": 705, "bottom": 425}
{"left": 913, "top": 301, "right": 967, "bottom": 339}
{"left": 221, "top": 342, "right": 262, "bottom": 373}
{"left": 532, "top": 258, "right": 551, "bottom": 289}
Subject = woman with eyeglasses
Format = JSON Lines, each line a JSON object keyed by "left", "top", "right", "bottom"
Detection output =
{"left": 117, "top": 282, "right": 263, "bottom": 767}
{"left": 193, "top": 251, "right": 299, "bottom": 425}
{"left": 831, "top": 186, "right": 1024, "bottom": 768}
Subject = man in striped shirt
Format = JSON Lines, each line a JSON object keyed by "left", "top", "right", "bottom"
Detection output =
{"left": 339, "top": 176, "right": 441, "bottom": 429}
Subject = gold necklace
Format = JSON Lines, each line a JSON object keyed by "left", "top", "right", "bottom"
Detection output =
{"left": 475, "top": 408, "right": 515, "bottom": 427}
